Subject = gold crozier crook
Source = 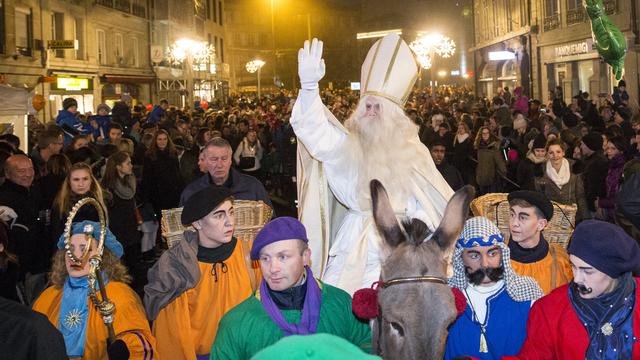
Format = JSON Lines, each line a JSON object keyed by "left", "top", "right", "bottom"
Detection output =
{"left": 63, "top": 197, "right": 116, "bottom": 345}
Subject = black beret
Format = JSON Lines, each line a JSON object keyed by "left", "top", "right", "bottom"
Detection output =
{"left": 507, "top": 190, "right": 554, "bottom": 221}
{"left": 181, "top": 186, "right": 232, "bottom": 225}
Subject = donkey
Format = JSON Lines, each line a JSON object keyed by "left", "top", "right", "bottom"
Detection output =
{"left": 370, "top": 179, "right": 474, "bottom": 359}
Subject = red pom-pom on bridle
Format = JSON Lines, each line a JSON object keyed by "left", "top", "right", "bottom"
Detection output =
{"left": 352, "top": 281, "right": 467, "bottom": 320}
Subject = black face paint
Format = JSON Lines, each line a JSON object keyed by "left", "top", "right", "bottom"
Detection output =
{"left": 466, "top": 266, "right": 504, "bottom": 286}
{"left": 572, "top": 281, "right": 593, "bottom": 295}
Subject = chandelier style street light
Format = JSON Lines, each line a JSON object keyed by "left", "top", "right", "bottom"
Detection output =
{"left": 167, "top": 38, "right": 216, "bottom": 108}
{"left": 246, "top": 60, "right": 266, "bottom": 98}
{"left": 409, "top": 33, "right": 456, "bottom": 70}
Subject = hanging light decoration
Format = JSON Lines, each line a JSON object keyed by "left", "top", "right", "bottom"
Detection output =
{"left": 409, "top": 33, "right": 456, "bottom": 68}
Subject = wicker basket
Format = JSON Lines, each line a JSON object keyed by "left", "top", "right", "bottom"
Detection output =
{"left": 161, "top": 200, "right": 273, "bottom": 248}
{"left": 470, "top": 193, "right": 577, "bottom": 248}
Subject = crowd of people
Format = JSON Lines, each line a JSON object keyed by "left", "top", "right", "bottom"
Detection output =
{"left": 0, "top": 72, "right": 639, "bottom": 359}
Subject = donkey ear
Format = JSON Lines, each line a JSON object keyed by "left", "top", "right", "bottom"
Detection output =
{"left": 371, "top": 179, "right": 406, "bottom": 248}
{"left": 432, "top": 185, "right": 475, "bottom": 252}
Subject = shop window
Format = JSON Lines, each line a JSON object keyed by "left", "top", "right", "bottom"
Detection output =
{"left": 15, "top": 7, "right": 32, "bottom": 57}
{"left": 578, "top": 60, "right": 594, "bottom": 93}
{"left": 97, "top": 29, "right": 106, "bottom": 65}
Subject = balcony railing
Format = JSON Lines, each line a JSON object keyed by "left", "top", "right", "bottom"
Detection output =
{"left": 566, "top": 7, "right": 586, "bottom": 25}
{"left": 95, "top": 0, "right": 146, "bottom": 18}
{"left": 543, "top": 14, "right": 560, "bottom": 31}
{"left": 604, "top": 0, "right": 617, "bottom": 14}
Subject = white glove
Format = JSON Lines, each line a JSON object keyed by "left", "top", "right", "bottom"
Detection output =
{"left": 298, "top": 38, "right": 325, "bottom": 90}
{"left": 0, "top": 206, "right": 17, "bottom": 222}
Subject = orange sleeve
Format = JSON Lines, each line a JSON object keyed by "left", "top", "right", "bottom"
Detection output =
{"left": 109, "top": 283, "right": 158, "bottom": 360}
{"left": 152, "top": 293, "right": 195, "bottom": 360}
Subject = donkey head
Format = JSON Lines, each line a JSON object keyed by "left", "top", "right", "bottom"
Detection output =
{"left": 370, "top": 179, "right": 474, "bottom": 360}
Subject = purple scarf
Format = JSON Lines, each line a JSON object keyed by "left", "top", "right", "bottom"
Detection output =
{"left": 259, "top": 266, "right": 322, "bottom": 336}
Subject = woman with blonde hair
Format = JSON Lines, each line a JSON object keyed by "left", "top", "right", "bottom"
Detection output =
{"left": 33, "top": 221, "right": 155, "bottom": 359}
{"left": 50, "top": 163, "right": 111, "bottom": 262}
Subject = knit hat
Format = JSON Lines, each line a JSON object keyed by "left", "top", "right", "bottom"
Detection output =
{"left": 448, "top": 217, "right": 543, "bottom": 302}
{"left": 63, "top": 98, "right": 78, "bottom": 110}
{"left": 562, "top": 112, "right": 579, "bottom": 128}
{"left": 181, "top": 186, "right": 232, "bottom": 225}
{"left": 568, "top": 220, "right": 640, "bottom": 278}
{"left": 57, "top": 220, "right": 124, "bottom": 258}
{"left": 253, "top": 334, "right": 380, "bottom": 360}
{"left": 615, "top": 107, "right": 632, "bottom": 122}
{"left": 251, "top": 217, "right": 308, "bottom": 260}
{"left": 608, "top": 135, "right": 629, "bottom": 154}
{"left": 581, "top": 132, "right": 603, "bottom": 152}
{"left": 531, "top": 133, "right": 547, "bottom": 150}
{"left": 508, "top": 190, "right": 554, "bottom": 221}
{"left": 96, "top": 103, "right": 111, "bottom": 114}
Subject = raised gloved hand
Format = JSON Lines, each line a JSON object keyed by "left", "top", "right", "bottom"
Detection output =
{"left": 298, "top": 38, "right": 325, "bottom": 90}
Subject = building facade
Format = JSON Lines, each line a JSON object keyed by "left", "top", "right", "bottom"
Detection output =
{"left": 225, "top": 0, "right": 359, "bottom": 93}
{"left": 472, "top": 0, "right": 640, "bottom": 105}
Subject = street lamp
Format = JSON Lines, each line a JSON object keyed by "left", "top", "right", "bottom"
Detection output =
{"left": 409, "top": 33, "right": 456, "bottom": 88}
{"left": 167, "top": 38, "right": 216, "bottom": 108}
{"left": 246, "top": 60, "right": 266, "bottom": 98}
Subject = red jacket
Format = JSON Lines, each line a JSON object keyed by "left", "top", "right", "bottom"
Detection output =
{"left": 504, "top": 279, "right": 640, "bottom": 359}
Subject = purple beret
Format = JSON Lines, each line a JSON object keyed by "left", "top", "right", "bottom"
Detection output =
{"left": 250, "top": 217, "right": 308, "bottom": 260}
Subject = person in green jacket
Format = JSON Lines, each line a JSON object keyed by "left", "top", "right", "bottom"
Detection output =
{"left": 210, "top": 217, "right": 372, "bottom": 360}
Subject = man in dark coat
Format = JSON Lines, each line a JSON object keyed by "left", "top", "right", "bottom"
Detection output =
{"left": 577, "top": 132, "right": 608, "bottom": 215}
{"left": 180, "top": 138, "right": 273, "bottom": 210}
{"left": 429, "top": 140, "right": 464, "bottom": 191}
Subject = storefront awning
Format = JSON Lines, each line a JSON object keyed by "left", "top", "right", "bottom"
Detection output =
{"left": 102, "top": 74, "right": 156, "bottom": 84}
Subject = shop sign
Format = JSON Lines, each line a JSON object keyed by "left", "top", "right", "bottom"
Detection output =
{"left": 48, "top": 40, "right": 77, "bottom": 50}
{"left": 554, "top": 39, "right": 594, "bottom": 58}
{"left": 57, "top": 77, "right": 89, "bottom": 91}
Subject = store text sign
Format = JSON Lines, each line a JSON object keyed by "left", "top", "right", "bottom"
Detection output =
{"left": 555, "top": 39, "right": 594, "bottom": 58}
{"left": 57, "top": 78, "right": 89, "bottom": 91}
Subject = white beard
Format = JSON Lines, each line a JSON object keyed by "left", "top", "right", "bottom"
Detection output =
{"left": 344, "top": 96, "right": 419, "bottom": 210}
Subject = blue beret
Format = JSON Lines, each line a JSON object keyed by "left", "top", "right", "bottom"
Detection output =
{"left": 251, "top": 217, "right": 308, "bottom": 260}
{"left": 57, "top": 220, "right": 124, "bottom": 258}
{"left": 568, "top": 220, "right": 640, "bottom": 278}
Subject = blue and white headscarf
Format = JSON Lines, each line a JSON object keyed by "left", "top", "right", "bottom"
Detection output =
{"left": 56, "top": 221, "right": 122, "bottom": 357}
{"left": 448, "top": 217, "right": 543, "bottom": 302}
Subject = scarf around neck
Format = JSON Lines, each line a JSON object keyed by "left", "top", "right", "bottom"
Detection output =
{"left": 259, "top": 266, "right": 322, "bottom": 336}
{"left": 570, "top": 273, "right": 636, "bottom": 360}
{"left": 113, "top": 175, "right": 136, "bottom": 200}
{"left": 59, "top": 274, "right": 109, "bottom": 358}
{"left": 546, "top": 158, "right": 570, "bottom": 189}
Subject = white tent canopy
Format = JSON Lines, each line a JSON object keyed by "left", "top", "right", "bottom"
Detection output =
{"left": 0, "top": 84, "right": 30, "bottom": 152}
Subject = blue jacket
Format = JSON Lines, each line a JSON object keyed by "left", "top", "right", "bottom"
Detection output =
{"left": 180, "top": 168, "right": 273, "bottom": 211}
{"left": 148, "top": 105, "right": 165, "bottom": 125}
{"left": 89, "top": 115, "right": 112, "bottom": 140}
{"left": 444, "top": 285, "right": 531, "bottom": 360}
{"left": 56, "top": 110, "right": 89, "bottom": 145}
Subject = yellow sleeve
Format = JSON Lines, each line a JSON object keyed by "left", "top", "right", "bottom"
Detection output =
{"left": 109, "top": 283, "right": 158, "bottom": 360}
{"left": 152, "top": 292, "right": 195, "bottom": 360}
{"left": 552, "top": 244, "right": 574, "bottom": 288}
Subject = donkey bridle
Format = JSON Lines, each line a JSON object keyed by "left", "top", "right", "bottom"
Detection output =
{"left": 375, "top": 275, "right": 448, "bottom": 356}
{"left": 380, "top": 275, "right": 447, "bottom": 288}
